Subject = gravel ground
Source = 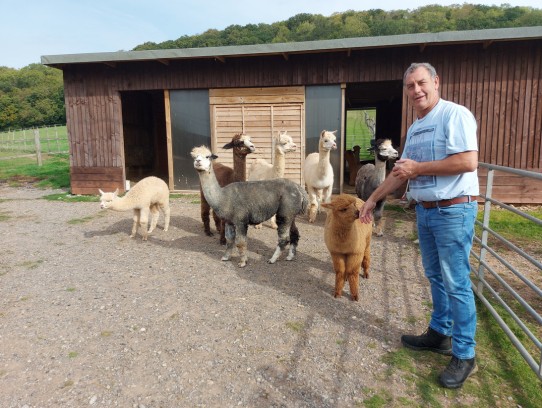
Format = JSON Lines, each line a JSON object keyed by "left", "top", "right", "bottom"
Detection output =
{"left": 0, "top": 184, "right": 471, "bottom": 407}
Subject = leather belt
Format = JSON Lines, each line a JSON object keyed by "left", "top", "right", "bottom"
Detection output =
{"left": 419, "top": 196, "right": 478, "bottom": 209}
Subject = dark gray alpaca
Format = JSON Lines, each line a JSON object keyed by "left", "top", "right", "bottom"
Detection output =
{"left": 192, "top": 146, "right": 308, "bottom": 268}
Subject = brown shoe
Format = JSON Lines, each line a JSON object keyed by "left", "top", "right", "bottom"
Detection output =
{"left": 401, "top": 327, "right": 452, "bottom": 355}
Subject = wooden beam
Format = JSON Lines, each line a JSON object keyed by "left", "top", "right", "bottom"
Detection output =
{"left": 102, "top": 61, "right": 116, "bottom": 68}
{"left": 215, "top": 56, "right": 226, "bottom": 63}
{"left": 282, "top": 52, "right": 289, "bottom": 61}
{"left": 157, "top": 59, "right": 170, "bottom": 66}
{"left": 483, "top": 40, "right": 494, "bottom": 49}
{"left": 419, "top": 43, "right": 427, "bottom": 52}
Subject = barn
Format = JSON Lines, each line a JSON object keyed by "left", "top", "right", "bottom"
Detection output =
{"left": 41, "top": 26, "right": 542, "bottom": 203}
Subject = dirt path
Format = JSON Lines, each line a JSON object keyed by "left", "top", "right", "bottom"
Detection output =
{"left": 0, "top": 185, "right": 471, "bottom": 407}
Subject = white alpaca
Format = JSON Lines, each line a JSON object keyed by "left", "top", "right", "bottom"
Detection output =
{"left": 99, "top": 176, "right": 170, "bottom": 241}
{"left": 248, "top": 130, "right": 297, "bottom": 229}
{"left": 303, "top": 130, "right": 337, "bottom": 222}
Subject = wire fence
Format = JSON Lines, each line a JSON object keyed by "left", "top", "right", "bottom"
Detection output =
{"left": 0, "top": 125, "right": 69, "bottom": 163}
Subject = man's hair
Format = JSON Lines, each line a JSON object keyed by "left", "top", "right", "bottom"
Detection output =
{"left": 403, "top": 62, "right": 438, "bottom": 84}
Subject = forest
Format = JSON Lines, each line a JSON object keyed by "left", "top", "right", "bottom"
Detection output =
{"left": 1, "top": 3, "right": 541, "bottom": 131}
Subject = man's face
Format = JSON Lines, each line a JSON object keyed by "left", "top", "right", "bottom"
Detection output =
{"left": 404, "top": 67, "right": 440, "bottom": 117}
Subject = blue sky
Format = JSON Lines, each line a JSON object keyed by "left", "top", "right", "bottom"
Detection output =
{"left": 1, "top": 0, "right": 540, "bottom": 69}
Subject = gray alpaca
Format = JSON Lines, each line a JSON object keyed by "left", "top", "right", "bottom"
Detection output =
{"left": 192, "top": 146, "right": 308, "bottom": 268}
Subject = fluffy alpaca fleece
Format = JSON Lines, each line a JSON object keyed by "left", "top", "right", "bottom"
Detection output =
{"left": 322, "top": 194, "right": 372, "bottom": 301}
{"left": 248, "top": 130, "right": 297, "bottom": 229}
{"left": 355, "top": 138, "right": 398, "bottom": 236}
{"left": 303, "top": 130, "right": 337, "bottom": 222}
{"left": 99, "top": 176, "right": 170, "bottom": 241}
{"left": 200, "top": 133, "right": 255, "bottom": 244}
{"left": 192, "top": 146, "right": 308, "bottom": 268}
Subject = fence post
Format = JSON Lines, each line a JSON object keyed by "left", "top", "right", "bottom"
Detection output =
{"left": 34, "top": 128, "right": 43, "bottom": 166}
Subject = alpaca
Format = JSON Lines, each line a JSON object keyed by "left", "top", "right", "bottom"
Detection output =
{"left": 303, "top": 130, "right": 337, "bottom": 222}
{"left": 99, "top": 176, "right": 170, "bottom": 241}
{"left": 345, "top": 145, "right": 361, "bottom": 186}
{"left": 322, "top": 194, "right": 372, "bottom": 301}
{"left": 248, "top": 130, "right": 297, "bottom": 229}
{"left": 192, "top": 146, "right": 308, "bottom": 268}
{"left": 200, "top": 133, "right": 255, "bottom": 244}
{"left": 355, "top": 138, "right": 399, "bottom": 236}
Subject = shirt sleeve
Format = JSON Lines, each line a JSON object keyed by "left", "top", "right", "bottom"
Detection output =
{"left": 444, "top": 105, "right": 478, "bottom": 154}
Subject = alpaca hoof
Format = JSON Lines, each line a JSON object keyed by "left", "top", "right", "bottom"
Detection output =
{"left": 238, "top": 260, "right": 247, "bottom": 268}
{"left": 221, "top": 256, "right": 230, "bottom": 261}
{"left": 351, "top": 295, "right": 359, "bottom": 301}
{"left": 376, "top": 232, "right": 383, "bottom": 237}
{"left": 334, "top": 292, "right": 341, "bottom": 298}
{"left": 163, "top": 227, "right": 169, "bottom": 232}
{"left": 267, "top": 258, "right": 276, "bottom": 264}
{"left": 205, "top": 231, "right": 214, "bottom": 237}
{"left": 219, "top": 239, "right": 227, "bottom": 245}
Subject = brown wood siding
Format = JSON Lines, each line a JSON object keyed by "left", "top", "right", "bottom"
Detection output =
{"left": 70, "top": 166, "right": 124, "bottom": 195}
{"left": 61, "top": 39, "right": 542, "bottom": 202}
{"left": 210, "top": 87, "right": 304, "bottom": 184}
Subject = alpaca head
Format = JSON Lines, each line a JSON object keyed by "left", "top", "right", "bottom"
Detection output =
{"left": 223, "top": 133, "right": 256, "bottom": 157}
{"left": 99, "top": 188, "right": 119, "bottom": 209}
{"left": 277, "top": 130, "right": 297, "bottom": 154}
{"left": 319, "top": 130, "right": 337, "bottom": 151}
{"left": 369, "top": 139, "right": 399, "bottom": 162}
{"left": 322, "top": 194, "right": 361, "bottom": 222}
{"left": 191, "top": 146, "right": 216, "bottom": 173}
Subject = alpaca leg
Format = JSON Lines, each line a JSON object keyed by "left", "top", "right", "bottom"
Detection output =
{"left": 221, "top": 223, "right": 235, "bottom": 261}
{"left": 269, "top": 215, "right": 278, "bottom": 229}
{"left": 346, "top": 254, "right": 363, "bottom": 301}
{"left": 162, "top": 203, "right": 170, "bottom": 231}
{"left": 139, "top": 208, "right": 150, "bottom": 241}
{"left": 322, "top": 186, "right": 332, "bottom": 203}
{"left": 268, "top": 222, "right": 290, "bottom": 264}
{"left": 234, "top": 224, "right": 249, "bottom": 268}
{"left": 374, "top": 201, "right": 385, "bottom": 236}
{"left": 201, "top": 192, "right": 213, "bottom": 236}
{"left": 361, "top": 237, "right": 371, "bottom": 279}
{"left": 307, "top": 186, "right": 318, "bottom": 223}
{"left": 218, "top": 219, "right": 227, "bottom": 245}
{"left": 212, "top": 210, "right": 222, "bottom": 235}
{"left": 286, "top": 219, "right": 300, "bottom": 261}
{"left": 148, "top": 204, "right": 159, "bottom": 233}
{"left": 131, "top": 209, "right": 141, "bottom": 238}
{"left": 331, "top": 254, "right": 347, "bottom": 298}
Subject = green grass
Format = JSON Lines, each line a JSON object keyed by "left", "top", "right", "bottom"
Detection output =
{"left": 346, "top": 109, "right": 375, "bottom": 161}
{"left": 0, "top": 153, "right": 70, "bottom": 189}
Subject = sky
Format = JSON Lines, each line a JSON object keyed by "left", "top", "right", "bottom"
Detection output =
{"left": 1, "top": 0, "right": 541, "bottom": 69}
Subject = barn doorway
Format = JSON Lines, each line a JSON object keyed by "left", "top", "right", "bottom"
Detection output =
{"left": 344, "top": 81, "right": 403, "bottom": 192}
{"left": 120, "top": 91, "right": 168, "bottom": 184}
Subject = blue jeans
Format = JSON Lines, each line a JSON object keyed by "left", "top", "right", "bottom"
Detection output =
{"left": 415, "top": 201, "right": 478, "bottom": 359}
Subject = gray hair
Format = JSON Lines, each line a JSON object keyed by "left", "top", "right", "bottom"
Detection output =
{"left": 403, "top": 62, "right": 438, "bottom": 84}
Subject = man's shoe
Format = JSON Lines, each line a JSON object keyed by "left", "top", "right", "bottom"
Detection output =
{"left": 401, "top": 327, "right": 452, "bottom": 355}
{"left": 438, "top": 356, "right": 478, "bottom": 389}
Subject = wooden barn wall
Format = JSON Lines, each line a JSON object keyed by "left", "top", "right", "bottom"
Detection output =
{"left": 62, "top": 39, "right": 542, "bottom": 201}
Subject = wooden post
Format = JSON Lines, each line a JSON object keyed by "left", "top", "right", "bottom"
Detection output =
{"left": 34, "top": 128, "right": 43, "bottom": 166}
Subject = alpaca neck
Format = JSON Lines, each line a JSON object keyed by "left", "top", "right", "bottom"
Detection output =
{"left": 108, "top": 196, "right": 136, "bottom": 211}
{"left": 374, "top": 158, "right": 387, "bottom": 184}
{"left": 316, "top": 148, "right": 331, "bottom": 177}
{"left": 272, "top": 148, "right": 285, "bottom": 178}
{"left": 233, "top": 153, "right": 247, "bottom": 182}
{"left": 199, "top": 168, "right": 223, "bottom": 209}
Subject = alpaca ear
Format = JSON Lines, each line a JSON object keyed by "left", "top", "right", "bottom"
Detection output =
{"left": 321, "top": 202, "right": 333, "bottom": 210}
{"left": 98, "top": 189, "right": 104, "bottom": 195}
{"left": 223, "top": 142, "right": 233, "bottom": 150}
{"left": 211, "top": 154, "right": 218, "bottom": 160}
{"left": 114, "top": 188, "right": 119, "bottom": 196}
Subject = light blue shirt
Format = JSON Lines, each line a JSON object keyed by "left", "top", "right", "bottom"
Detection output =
{"left": 402, "top": 99, "right": 480, "bottom": 202}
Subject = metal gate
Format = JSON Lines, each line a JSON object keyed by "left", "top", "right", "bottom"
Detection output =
{"left": 471, "top": 163, "right": 542, "bottom": 380}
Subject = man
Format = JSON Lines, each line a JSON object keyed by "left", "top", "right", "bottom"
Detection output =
{"left": 359, "top": 62, "right": 479, "bottom": 389}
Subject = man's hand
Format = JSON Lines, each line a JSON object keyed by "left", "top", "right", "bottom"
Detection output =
{"left": 359, "top": 200, "right": 376, "bottom": 224}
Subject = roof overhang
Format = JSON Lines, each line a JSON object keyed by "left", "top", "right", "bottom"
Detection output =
{"left": 41, "top": 26, "right": 542, "bottom": 68}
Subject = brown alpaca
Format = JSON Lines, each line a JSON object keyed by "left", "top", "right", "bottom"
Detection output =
{"left": 345, "top": 145, "right": 361, "bottom": 186}
{"left": 200, "top": 133, "right": 255, "bottom": 244}
{"left": 322, "top": 194, "right": 372, "bottom": 301}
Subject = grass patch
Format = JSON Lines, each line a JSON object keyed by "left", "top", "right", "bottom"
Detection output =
{"left": 68, "top": 215, "right": 95, "bottom": 224}
{"left": 381, "top": 297, "right": 542, "bottom": 407}
{"left": 285, "top": 321, "right": 304, "bottom": 332}
{"left": 43, "top": 193, "right": 99, "bottom": 202}
{"left": 19, "top": 260, "right": 43, "bottom": 269}
{"left": 0, "top": 154, "right": 70, "bottom": 189}
{"left": 68, "top": 351, "right": 78, "bottom": 359}
{"left": 0, "top": 211, "right": 10, "bottom": 222}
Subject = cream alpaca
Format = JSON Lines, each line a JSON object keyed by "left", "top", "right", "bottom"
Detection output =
{"left": 99, "top": 176, "right": 170, "bottom": 241}
{"left": 248, "top": 130, "right": 297, "bottom": 228}
{"left": 303, "top": 130, "right": 337, "bottom": 222}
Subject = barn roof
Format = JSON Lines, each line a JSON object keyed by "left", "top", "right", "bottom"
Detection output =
{"left": 41, "top": 26, "right": 542, "bottom": 67}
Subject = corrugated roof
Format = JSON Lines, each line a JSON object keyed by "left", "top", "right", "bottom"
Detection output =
{"left": 41, "top": 26, "right": 542, "bottom": 67}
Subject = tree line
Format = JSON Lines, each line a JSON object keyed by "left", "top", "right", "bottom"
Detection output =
{"left": 1, "top": 3, "right": 541, "bottom": 131}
